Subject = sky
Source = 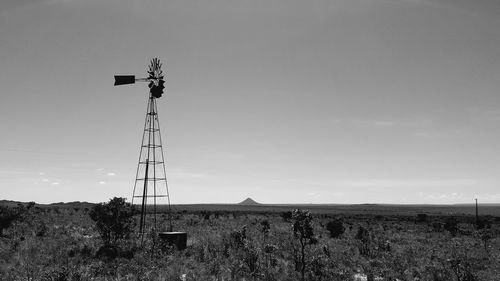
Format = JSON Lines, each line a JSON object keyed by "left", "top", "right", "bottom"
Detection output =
{"left": 1, "top": 0, "right": 500, "bottom": 204}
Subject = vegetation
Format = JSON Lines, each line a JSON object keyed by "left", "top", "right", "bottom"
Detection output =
{"left": 0, "top": 201, "right": 499, "bottom": 280}
{"left": 292, "top": 209, "right": 317, "bottom": 281}
{"left": 326, "top": 218, "right": 345, "bottom": 238}
{"left": 89, "top": 197, "right": 136, "bottom": 249}
{"left": 0, "top": 206, "right": 20, "bottom": 236}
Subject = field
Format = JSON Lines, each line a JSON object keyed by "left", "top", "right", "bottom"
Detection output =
{"left": 171, "top": 203, "right": 500, "bottom": 217}
{"left": 1, "top": 200, "right": 500, "bottom": 280}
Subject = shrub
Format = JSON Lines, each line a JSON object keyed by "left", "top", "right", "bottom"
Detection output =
{"left": 416, "top": 213, "right": 428, "bottom": 223}
{"left": 229, "top": 225, "right": 247, "bottom": 249}
{"left": 326, "top": 218, "right": 345, "bottom": 238}
{"left": 432, "top": 221, "right": 445, "bottom": 232}
{"left": 26, "top": 202, "right": 36, "bottom": 210}
{"left": 0, "top": 206, "right": 21, "bottom": 236}
{"left": 242, "top": 241, "right": 259, "bottom": 276}
{"left": 444, "top": 217, "right": 459, "bottom": 236}
{"left": 355, "top": 226, "right": 371, "bottom": 256}
{"left": 89, "top": 197, "right": 136, "bottom": 249}
{"left": 261, "top": 219, "right": 270, "bottom": 237}
{"left": 476, "top": 218, "right": 490, "bottom": 230}
{"left": 476, "top": 228, "right": 494, "bottom": 253}
{"left": 292, "top": 209, "right": 317, "bottom": 281}
{"left": 282, "top": 211, "right": 293, "bottom": 222}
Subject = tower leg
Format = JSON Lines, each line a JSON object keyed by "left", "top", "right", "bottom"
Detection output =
{"left": 139, "top": 160, "right": 149, "bottom": 235}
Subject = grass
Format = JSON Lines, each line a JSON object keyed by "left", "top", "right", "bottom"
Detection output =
{"left": 0, "top": 201, "right": 499, "bottom": 280}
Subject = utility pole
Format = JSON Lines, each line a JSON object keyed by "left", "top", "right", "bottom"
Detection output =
{"left": 475, "top": 198, "right": 479, "bottom": 229}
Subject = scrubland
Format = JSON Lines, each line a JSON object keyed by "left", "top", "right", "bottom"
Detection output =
{"left": 1, "top": 201, "right": 499, "bottom": 280}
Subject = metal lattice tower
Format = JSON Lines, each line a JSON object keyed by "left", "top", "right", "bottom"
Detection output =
{"left": 114, "top": 58, "right": 172, "bottom": 240}
{"left": 132, "top": 93, "right": 172, "bottom": 236}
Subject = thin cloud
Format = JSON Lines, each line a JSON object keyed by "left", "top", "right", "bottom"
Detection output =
{"left": 246, "top": 178, "right": 483, "bottom": 191}
{"left": 384, "top": 0, "right": 436, "bottom": 5}
{"left": 385, "top": 0, "right": 500, "bottom": 19}
{"left": 330, "top": 115, "right": 434, "bottom": 129}
{"left": 417, "top": 192, "right": 500, "bottom": 203}
{"left": 329, "top": 192, "right": 345, "bottom": 197}
{"left": 479, "top": 194, "right": 500, "bottom": 201}
{"left": 168, "top": 168, "right": 209, "bottom": 179}
{"left": 409, "top": 107, "right": 500, "bottom": 139}
{"left": 330, "top": 118, "right": 399, "bottom": 128}
{"left": 467, "top": 107, "right": 500, "bottom": 123}
{"left": 332, "top": 178, "right": 482, "bottom": 189}
{"left": 0, "top": 170, "right": 37, "bottom": 176}
{"left": 411, "top": 128, "right": 466, "bottom": 139}
{"left": 0, "top": 0, "right": 70, "bottom": 14}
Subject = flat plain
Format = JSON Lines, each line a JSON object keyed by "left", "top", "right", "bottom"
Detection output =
{"left": 1, "top": 200, "right": 499, "bottom": 280}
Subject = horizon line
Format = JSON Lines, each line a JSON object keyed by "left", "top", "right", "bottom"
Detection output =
{"left": 2, "top": 199, "right": 499, "bottom": 206}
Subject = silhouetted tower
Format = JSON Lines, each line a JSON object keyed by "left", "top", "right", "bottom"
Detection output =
{"left": 114, "top": 58, "right": 171, "bottom": 240}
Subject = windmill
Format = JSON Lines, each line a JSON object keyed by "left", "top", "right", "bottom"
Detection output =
{"left": 114, "top": 58, "right": 172, "bottom": 241}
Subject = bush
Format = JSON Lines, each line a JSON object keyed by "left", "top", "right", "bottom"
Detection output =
{"left": 0, "top": 206, "right": 21, "bottom": 236}
{"left": 326, "top": 218, "right": 345, "bottom": 238}
{"left": 89, "top": 197, "right": 136, "bottom": 249}
{"left": 416, "top": 213, "right": 428, "bottom": 223}
{"left": 282, "top": 211, "right": 293, "bottom": 222}
{"left": 476, "top": 218, "right": 490, "bottom": 230}
{"left": 444, "top": 217, "right": 459, "bottom": 236}
{"left": 355, "top": 226, "right": 371, "bottom": 256}
{"left": 229, "top": 225, "right": 247, "bottom": 249}
{"left": 261, "top": 219, "right": 270, "bottom": 237}
{"left": 292, "top": 209, "right": 317, "bottom": 281}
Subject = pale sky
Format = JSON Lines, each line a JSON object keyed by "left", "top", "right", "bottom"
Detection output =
{"left": 1, "top": 0, "right": 500, "bottom": 204}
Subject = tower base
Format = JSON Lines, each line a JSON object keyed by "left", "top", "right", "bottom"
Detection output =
{"left": 158, "top": 231, "right": 187, "bottom": 250}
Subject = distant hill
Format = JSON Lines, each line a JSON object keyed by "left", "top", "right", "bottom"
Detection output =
{"left": 0, "top": 200, "right": 95, "bottom": 209}
{"left": 49, "top": 201, "right": 95, "bottom": 209}
{"left": 0, "top": 200, "right": 24, "bottom": 208}
{"left": 238, "top": 198, "right": 260, "bottom": 205}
